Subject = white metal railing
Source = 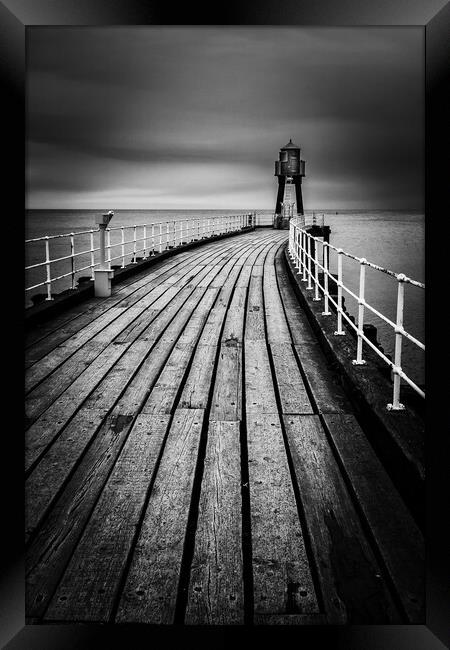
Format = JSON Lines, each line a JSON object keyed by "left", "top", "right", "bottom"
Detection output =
{"left": 25, "top": 213, "right": 253, "bottom": 303}
{"left": 288, "top": 216, "right": 425, "bottom": 411}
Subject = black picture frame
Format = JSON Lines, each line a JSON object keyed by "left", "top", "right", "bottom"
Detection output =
{"left": 2, "top": 1, "right": 449, "bottom": 648}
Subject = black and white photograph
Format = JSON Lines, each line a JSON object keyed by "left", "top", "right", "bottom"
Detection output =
{"left": 2, "top": 0, "right": 449, "bottom": 647}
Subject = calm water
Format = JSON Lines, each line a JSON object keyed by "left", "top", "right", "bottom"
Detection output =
{"left": 25, "top": 209, "right": 424, "bottom": 386}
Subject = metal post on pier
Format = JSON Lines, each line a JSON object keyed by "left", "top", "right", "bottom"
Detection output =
{"left": 313, "top": 237, "right": 320, "bottom": 301}
{"left": 121, "top": 227, "right": 125, "bottom": 267}
{"left": 322, "top": 242, "right": 331, "bottom": 315}
{"left": 388, "top": 274, "right": 406, "bottom": 410}
{"left": 306, "top": 235, "right": 313, "bottom": 290}
{"left": 132, "top": 225, "right": 137, "bottom": 263}
{"left": 44, "top": 237, "right": 53, "bottom": 300}
{"left": 353, "top": 259, "right": 367, "bottom": 364}
{"left": 94, "top": 211, "right": 114, "bottom": 297}
{"left": 334, "top": 249, "right": 345, "bottom": 335}
{"left": 90, "top": 230, "right": 95, "bottom": 279}
{"left": 70, "top": 233, "right": 76, "bottom": 290}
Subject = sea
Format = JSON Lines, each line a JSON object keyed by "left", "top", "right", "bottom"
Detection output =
{"left": 25, "top": 208, "right": 425, "bottom": 387}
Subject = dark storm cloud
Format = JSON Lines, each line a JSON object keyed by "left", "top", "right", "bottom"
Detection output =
{"left": 26, "top": 27, "right": 424, "bottom": 209}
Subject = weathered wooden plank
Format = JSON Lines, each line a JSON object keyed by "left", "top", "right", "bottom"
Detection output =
{"left": 322, "top": 413, "right": 424, "bottom": 622}
{"left": 25, "top": 231, "right": 256, "bottom": 353}
{"left": 199, "top": 267, "right": 241, "bottom": 345}
{"left": 26, "top": 230, "right": 295, "bottom": 623}
{"left": 27, "top": 249, "right": 223, "bottom": 445}
{"left": 284, "top": 414, "right": 402, "bottom": 623}
{"left": 221, "top": 286, "right": 247, "bottom": 345}
{"left": 115, "top": 409, "right": 205, "bottom": 624}
{"left": 25, "top": 337, "right": 126, "bottom": 423}
{"left": 244, "top": 274, "right": 265, "bottom": 342}
{"left": 181, "top": 235, "right": 284, "bottom": 411}
{"left": 179, "top": 344, "right": 217, "bottom": 410}
{"left": 244, "top": 341, "right": 278, "bottom": 414}
{"left": 26, "top": 273, "right": 228, "bottom": 568}
{"left": 25, "top": 406, "right": 109, "bottom": 539}
{"left": 274, "top": 254, "right": 318, "bottom": 346}
{"left": 247, "top": 413, "right": 319, "bottom": 616}
{"left": 25, "top": 343, "right": 129, "bottom": 466}
{"left": 44, "top": 415, "right": 170, "bottom": 623}
{"left": 293, "top": 344, "right": 352, "bottom": 414}
{"left": 26, "top": 410, "right": 138, "bottom": 619}
{"left": 185, "top": 420, "right": 244, "bottom": 625}
{"left": 209, "top": 344, "right": 242, "bottom": 421}
{"left": 269, "top": 343, "right": 313, "bottom": 414}
{"left": 25, "top": 238, "right": 239, "bottom": 378}
{"left": 25, "top": 337, "right": 153, "bottom": 473}
{"left": 264, "top": 266, "right": 292, "bottom": 344}
{"left": 142, "top": 287, "right": 220, "bottom": 414}
{"left": 24, "top": 253, "right": 187, "bottom": 354}
{"left": 26, "top": 261, "right": 227, "bottom": 465}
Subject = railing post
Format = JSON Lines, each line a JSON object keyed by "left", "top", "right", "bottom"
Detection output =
{"left": 166, "top": 221, "right": 170, "bottom": 249}
{"left": 132, "top": 225, "right": 137, "bottom": 262}
{"left": 301, "top": 230, "right": 307, "bottom": 282}
{"left": 352, "top": 259, "right": 367, "bottom": 364}
{"left": 306, "top": 234, "right": 313, "bottom": 290}
{"left": 313, "top": 237, "right": 320, "bottom": 301}
{"left": 322, "top": 242, "right": 331, "bottom": 315}
{"left": 90, "top": 230, "right": 95, "bottom": 279}
{"left": 107, "top": 229, "right": 111, "bottom": 265}
{"left": 388, "top": 274, "right": 406, "bottom": 410}
{"left": 69, "top": 233, "right": 76, "bottom": 289}
{"left": 334, "top": 249, "right": 345, "bottom": 335}
{"left": 143, "top": 224, "right": 148, "bottom": 258}
{"left": 121, "top": 227, "right": 125, "bottom": 267}
{"left": 159, "top": 223, "right": 163, "bottom": 252}
{"left": 151, "top": 224, "right": 155, "bottom": 255}
{"left": 173, "top": 220, "right": 176, "bottom": 247}
{"left": 44, "top": 237, "right": 53, "bottom": 300}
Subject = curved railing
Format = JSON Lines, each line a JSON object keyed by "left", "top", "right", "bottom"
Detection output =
{"left": 25, "top": 213, "right": 253, "bottom": 305}
{"left": 288, "top": 215, "right": 425, "bottom": 411}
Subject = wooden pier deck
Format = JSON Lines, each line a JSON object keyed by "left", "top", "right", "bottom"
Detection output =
{"left": 25, "top": 229, "right": 424, "bottom": 625}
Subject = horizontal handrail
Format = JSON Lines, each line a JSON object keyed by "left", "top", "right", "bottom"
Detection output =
{"left": 288, "top": 215, "right": 424, "bottom": 411}
{"left": 25, "top": 213, "right": 254, "bottom": 303}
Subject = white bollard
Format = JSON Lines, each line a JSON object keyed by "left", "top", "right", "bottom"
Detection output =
{"left": 94, "top": 211, "right": 114, "bottom": 297}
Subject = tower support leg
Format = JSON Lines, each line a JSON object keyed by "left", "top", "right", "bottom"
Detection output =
{"left": 294, "top": 177, "right": 304, "bottom": 215}
{"left": 275, "top": 177, "right": 286, "bottom": 215}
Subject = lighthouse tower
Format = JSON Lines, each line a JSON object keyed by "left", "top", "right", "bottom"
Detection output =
{"left": 274, "top": 139, "right": 306, "bottom": 229}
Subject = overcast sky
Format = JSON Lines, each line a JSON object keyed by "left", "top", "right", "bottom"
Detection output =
{"left": 26, "top": 27, "right": 424, "bottom": 210}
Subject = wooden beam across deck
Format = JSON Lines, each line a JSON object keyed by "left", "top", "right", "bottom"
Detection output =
{"left": 25, "top": 229, "right": 424, "bottom": 625}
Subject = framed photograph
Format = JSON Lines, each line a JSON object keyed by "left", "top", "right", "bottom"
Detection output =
{"left": 2, "top": 1, "right": 449, "bottom": 648}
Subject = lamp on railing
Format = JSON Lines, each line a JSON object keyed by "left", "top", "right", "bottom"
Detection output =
{"left": 94, "top": 210, "right": 114, "bottom": 297}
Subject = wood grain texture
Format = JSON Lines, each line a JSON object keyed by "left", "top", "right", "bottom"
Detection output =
{"left": 185, "top": 421, "right": 244, "bottom": 625}
{"left": 115, "top": 409, "right": 204, "bottom": 624}
{"left": 284, "top": 414, "right": 401, "bottom": 624}
{"left": 247, "top": 413, "right": 319, "bottom": 616}
{"left": 45, "top": 415, "right": 170, "bottom": 622}
{"left": 294, "top": 344, "right": 352, "bottom": 414}
{"left": 322, "top": 413, "right": 424, "bottom": 622}
{"left": 269, "top": 343, "right": 313, "bottom": 414}
{"left": 244, "top": 341, "right": 278, "bottom": 414}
